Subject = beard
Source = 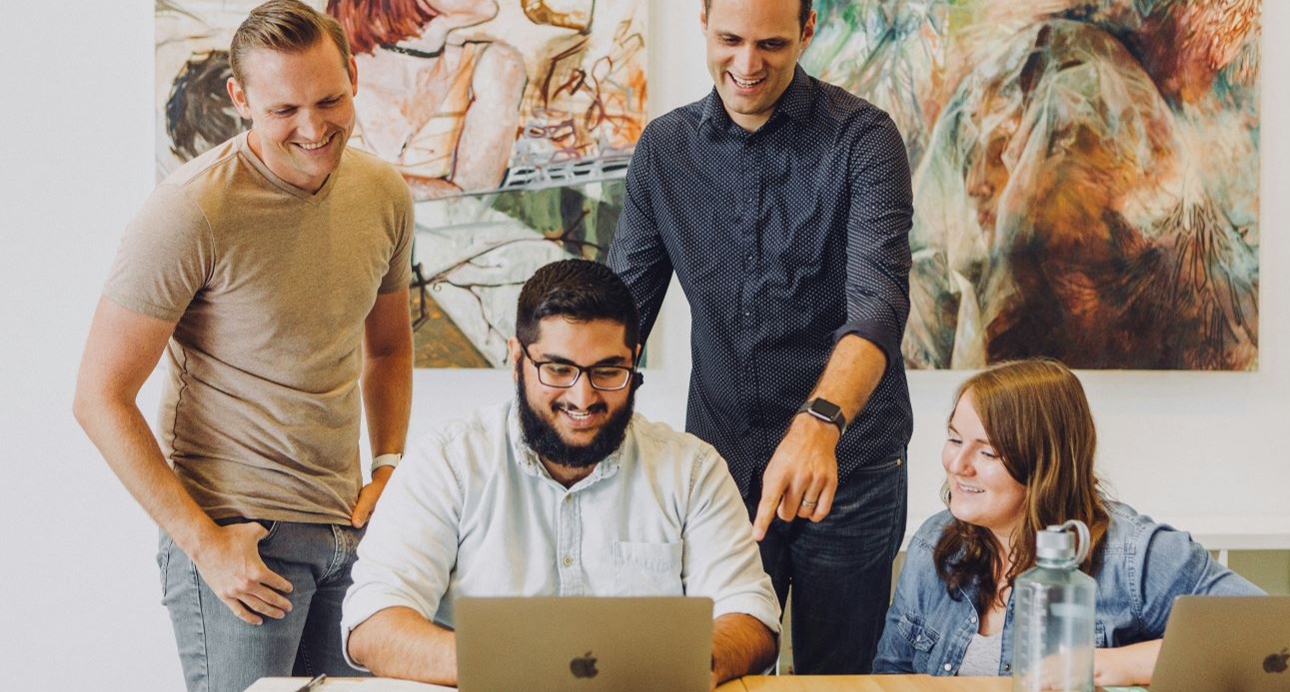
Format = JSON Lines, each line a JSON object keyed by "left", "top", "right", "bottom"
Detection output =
{"left": 517, "top": 367, "right": 635, "bottom": 469}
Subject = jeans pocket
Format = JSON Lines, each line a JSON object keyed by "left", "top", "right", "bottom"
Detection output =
{"left": 855, "top": 453, "right": 905, "bottom": 475}
{"left": 256, "top": 520, "right": 281, "bottom": 544}
{"left": 157, "top": 532, "right": 172, "bottom": 599}
{"left": 611, "top": 540, "right": 684, "bottom": 596}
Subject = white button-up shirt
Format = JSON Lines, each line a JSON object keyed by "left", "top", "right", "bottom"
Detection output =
{"left": 341, "top": 400, "right": 780, "bottom": 659}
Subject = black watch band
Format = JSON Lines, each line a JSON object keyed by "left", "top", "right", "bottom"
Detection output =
{"left": 797, "top": 397, "right": 847, "bottom": 434}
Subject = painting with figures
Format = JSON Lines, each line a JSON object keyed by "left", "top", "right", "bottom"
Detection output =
{"left": 156, "top": 0, "right": 646, "bottom": 367}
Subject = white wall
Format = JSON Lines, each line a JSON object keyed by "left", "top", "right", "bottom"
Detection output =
{"left": 2, "top": 1, "right": 1285, "bottom": 690}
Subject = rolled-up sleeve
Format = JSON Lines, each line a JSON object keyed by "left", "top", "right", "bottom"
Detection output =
{"left": 678, "top": 447, "right": 781, "bottom": 633}
{"left": 833, "top": 110, "right": 913, "bottom": 367}
{"left": 340, "top": 431, "right": 464, "bottom": 668}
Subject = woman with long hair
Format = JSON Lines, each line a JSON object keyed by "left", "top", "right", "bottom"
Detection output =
{"left": 874, "top": 359, "right": 1262, "bottom": 685}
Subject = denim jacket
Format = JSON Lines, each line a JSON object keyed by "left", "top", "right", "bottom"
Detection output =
{"left": 874, "top": 501, "right": 1264, "bottom": 676}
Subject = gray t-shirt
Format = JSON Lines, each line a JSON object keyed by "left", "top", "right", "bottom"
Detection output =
{"left": 959, "top": 629, "right": 1003, "bottom": 676}
{"left": 104, "top": 132, "right": 413, "bottom": 523}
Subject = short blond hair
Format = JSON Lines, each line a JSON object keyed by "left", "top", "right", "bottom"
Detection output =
{"left": 230, "top": 0, "right": 353, "bottom": 88}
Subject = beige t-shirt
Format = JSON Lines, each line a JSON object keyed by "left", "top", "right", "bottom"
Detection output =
{"left": 104, "top": 133, "right": 414, "bottom": 523}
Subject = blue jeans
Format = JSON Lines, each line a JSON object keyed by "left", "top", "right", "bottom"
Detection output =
{"left": 748, "top": 453, "right": 907, "bottom": 675}
{"left": 158, "top": 520, "right": 368, "bottom": 692}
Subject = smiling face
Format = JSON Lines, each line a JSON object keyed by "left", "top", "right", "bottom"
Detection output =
{"left": 702, "top": 0, "right": 814, "bottom": 132}
{"left": 227, "top": 38, "right": 358, "bottom": 193}
{"left": 943, "top": 390, "right": 1028, "bottom": 546}
{"left": 510, "top": 317, "right": 638, "bottom": 472}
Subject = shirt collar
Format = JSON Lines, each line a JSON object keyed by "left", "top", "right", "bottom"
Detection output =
{"left": 506, "top": 397, "right": 624, "bottom": 488}
{"left": 699, "top": 64, "right": 815, "bottom": 133}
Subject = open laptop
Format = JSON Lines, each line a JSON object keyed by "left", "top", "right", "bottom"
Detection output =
{"left": 1151, "top": 595, "right": 1290, "bottom": 692}
{"left": 455, "top": 596, "right": 714, "bottom": 692}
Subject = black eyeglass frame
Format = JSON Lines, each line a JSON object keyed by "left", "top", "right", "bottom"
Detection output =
{"left": 520, "top": 343, "right": 638, "bottom": 391}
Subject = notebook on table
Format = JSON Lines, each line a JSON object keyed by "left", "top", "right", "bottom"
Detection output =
{"left": 1150, "top": 595, "right": 1290, "bottom": 692}
{"left": 455, "top": 596, "right": 714, "bottom": 692}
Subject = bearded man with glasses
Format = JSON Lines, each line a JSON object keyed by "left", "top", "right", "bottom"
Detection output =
{"left": 341, "top": 259, "right": 780, "bottom": 689}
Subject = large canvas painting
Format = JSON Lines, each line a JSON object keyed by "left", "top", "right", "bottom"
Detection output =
{"left": 804, "top": 0, "right": 1261, "bottom": 370}
{"left": 156, "top": 0, "right": 647, "bottom": 367}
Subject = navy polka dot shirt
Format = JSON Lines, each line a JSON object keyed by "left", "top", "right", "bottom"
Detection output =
{"left": 607, "top": 65, "right": 914, "bottom": 492}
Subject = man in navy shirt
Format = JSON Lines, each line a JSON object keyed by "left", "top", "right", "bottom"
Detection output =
{"left": 607, "top": 0, "right": 913, "bottom": 674}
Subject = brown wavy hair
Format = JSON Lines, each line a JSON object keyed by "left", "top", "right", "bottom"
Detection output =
{"left": 933, "top": 359, "right": 1109, "bottom": 612}
{"left": 326, "top": 0, "right": 440, "bottom": 55}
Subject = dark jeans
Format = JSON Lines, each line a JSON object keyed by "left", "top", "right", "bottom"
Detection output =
{"left": 747, "top": 453, "right": 907, "bottom": 675}
{"left": 158, "top": 520, "right": 368, "bottom": 692}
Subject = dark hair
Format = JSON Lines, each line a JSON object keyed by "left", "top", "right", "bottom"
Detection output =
{"left": 704, "top": 0, "right": 813, "bottom": 30}
{"left": 230, "top": 0, "right": 353, "bottom": 88}
{"left": 934, "top": 359, "right": 1109, "bottom": 612}
{"left": 326, "top": 0, "right": 440, "bottom": 56}
{"left": 516, "top": 259, "right": 641, "bottom": 351}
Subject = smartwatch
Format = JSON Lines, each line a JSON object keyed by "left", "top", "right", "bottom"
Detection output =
{"left": 797, "top": 397, "right": 847, "bottom": 434}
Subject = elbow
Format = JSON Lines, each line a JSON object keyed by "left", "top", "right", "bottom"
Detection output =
{"left": 346, "top": 620, "right": 379, "bottom": 673}
{"left": 72, "top": 374, "right": 126, "bottom": 435}
{"left": 71, "top": 382, "right": 100, "bottom": 432}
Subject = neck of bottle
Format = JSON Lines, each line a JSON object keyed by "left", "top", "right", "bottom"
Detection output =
{"left": 1035, "top": 556, "right": 1077, "bottom": 570}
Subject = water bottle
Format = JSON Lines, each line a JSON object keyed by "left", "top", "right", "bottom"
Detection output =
{"left": 1012, "top": 519, "right": 1097, "bottom": 692}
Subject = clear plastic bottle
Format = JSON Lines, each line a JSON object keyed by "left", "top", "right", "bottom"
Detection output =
{"left": 1012, "top": 519, "right": 1097, "bottom": 692}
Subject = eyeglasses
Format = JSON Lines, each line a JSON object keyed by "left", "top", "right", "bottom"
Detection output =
{"left": 521, "top": 344, "right": 636, "bottom": 391}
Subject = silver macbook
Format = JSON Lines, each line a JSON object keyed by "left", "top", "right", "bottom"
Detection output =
{"left": 1152, "top": 595, "right": 1290, "bottom": 692}
{"left": 455, "top": 596, "right": 714, "bottom": 692}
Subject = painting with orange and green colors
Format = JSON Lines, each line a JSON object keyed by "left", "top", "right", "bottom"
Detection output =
{"left": 805, "top": 0, "right": 1260, "bottom": 370}
{"left": 157, "top": 0, "right": 647, "bottom": 367}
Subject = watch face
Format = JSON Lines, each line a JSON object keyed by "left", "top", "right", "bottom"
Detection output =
{"left": 809, "top": 398, "right": 841, "bottom": 421}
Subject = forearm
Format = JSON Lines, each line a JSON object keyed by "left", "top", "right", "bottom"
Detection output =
{"left": 73, "top": 393, "right": 217, "bottom": 556}
{"left": 362, "top": 291, "right": 413, "bottom": 457}
{"left": 348, "top": 607, "right": 458, "bottom": 685}
{"left": 362, "top": 350, "right": 412, "bottom": 456}
{"left": 711, "top": 613, "right": 777, "bottom": 685}
{"left": 1094, "top": 640, "right": 1162, "bottom": 686}
{"left": 807, "top": 334, "right": 886, "bottom": 423}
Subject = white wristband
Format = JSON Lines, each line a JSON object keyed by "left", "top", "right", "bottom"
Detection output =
{"left": 371, "top": 453, "right": 401, "bottom": 476}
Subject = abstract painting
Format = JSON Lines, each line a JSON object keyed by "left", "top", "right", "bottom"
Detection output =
{"left": 156, "top": 0, "right": 647, "bottom": 367}
{"left": 804, "top": 0, "right": 1260, "bottom": 370}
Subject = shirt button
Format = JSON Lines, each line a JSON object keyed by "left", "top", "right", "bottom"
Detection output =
{"left": 562, "top": 556, "right": 573, "bottom": 567}
{"left": 943, "top": 664, "right": 952, "bottom": 672}
{"left": 563, "top": 495, "right": 572, "bottom": 503}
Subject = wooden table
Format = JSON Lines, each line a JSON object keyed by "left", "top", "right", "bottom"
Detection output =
{"left": 723, "top": 675, "right": 1013, "bottom": 692}
{"left": 251, "top": 675, "right": 1011, "bottom": 691}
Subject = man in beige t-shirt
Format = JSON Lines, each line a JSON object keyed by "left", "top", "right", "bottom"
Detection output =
{"left": 73, "top": 2, "right": 413, "bottom": 691}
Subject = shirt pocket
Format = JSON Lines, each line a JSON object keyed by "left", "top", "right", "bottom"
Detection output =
{"left": 897, "top": 612, "right": 941, "bottom": 674}
{"left": 610, "top": 540, "right": 684, "bottom": 596}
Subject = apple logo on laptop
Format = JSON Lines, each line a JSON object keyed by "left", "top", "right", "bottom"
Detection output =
{"left": 1264, "top": 648, "right": 1289, "bottom": 674}
{"left": 570, "top": 651, "right": 599, "bottom": 679}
